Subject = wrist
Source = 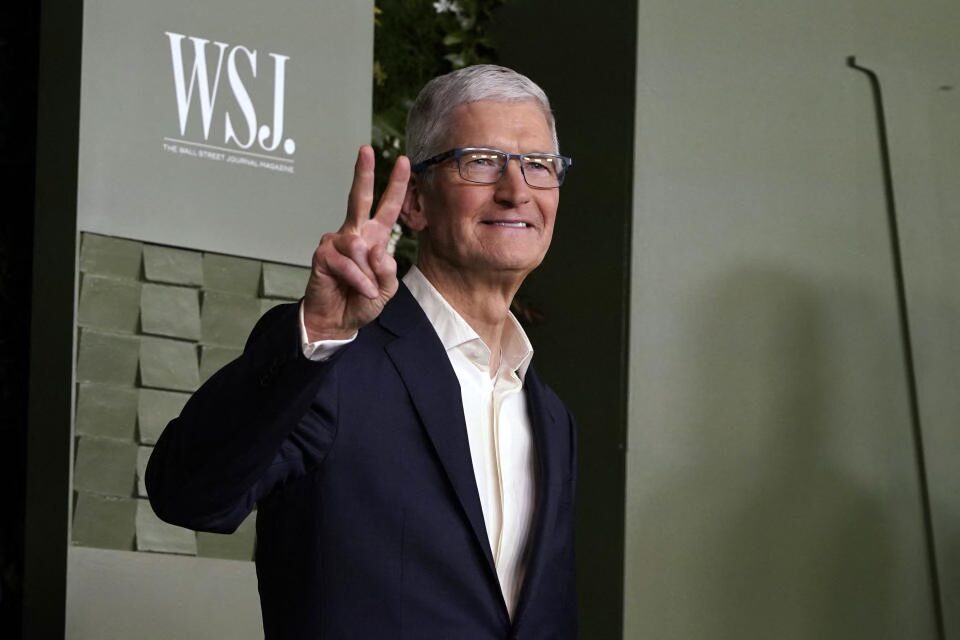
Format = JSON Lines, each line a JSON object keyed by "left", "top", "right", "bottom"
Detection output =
{"left": 299, "top": 302, "right": 355, "bottom": 343}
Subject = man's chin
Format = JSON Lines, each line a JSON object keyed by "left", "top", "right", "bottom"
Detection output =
{"left": 420, "top": 246, "right": 545, "bottom": 282}
{"left": 476, "top": 256, "right": 544, "bottom": 280}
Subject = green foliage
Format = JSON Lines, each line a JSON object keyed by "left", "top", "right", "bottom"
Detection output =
{"left": 372, "top": 0, "right": 506, "bottom": 271}
{"left": 372, "top": 0, "right": 506, "bottom": 163}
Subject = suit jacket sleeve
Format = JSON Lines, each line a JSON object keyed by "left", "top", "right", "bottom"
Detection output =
{"left": 145, "top": 302, "right": 341, "bottom": 533}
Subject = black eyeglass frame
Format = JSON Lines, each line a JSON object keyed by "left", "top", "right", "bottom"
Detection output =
{"left": 411, "top": 147, "right": 573, "bottom": 189}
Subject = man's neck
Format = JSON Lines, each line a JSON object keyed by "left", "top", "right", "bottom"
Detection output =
{"left": 414, "top": 262, "right": 521, "bottom": 366}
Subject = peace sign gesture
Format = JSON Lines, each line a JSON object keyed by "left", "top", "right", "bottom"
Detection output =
{"left": 302, "top": 145, "right": 411, "bottom": 341}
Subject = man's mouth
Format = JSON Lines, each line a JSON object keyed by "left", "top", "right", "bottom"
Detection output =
{"left": 481, "top": 221, "right": 532, "bottom": 228}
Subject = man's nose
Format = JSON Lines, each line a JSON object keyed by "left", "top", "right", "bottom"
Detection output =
{"left": 493, "top": 159, "right": 532, "bottom": 206}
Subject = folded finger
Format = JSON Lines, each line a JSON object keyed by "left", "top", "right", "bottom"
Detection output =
{"left": 325, "top": 250, "right": 379, "bottom": 299}
{"left": 331, "top": 234, "right": 376, "bottom": 282}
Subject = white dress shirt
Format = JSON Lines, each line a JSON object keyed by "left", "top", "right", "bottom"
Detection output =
{"left": 299, "top": 266, "right": 537, "bottom": 618}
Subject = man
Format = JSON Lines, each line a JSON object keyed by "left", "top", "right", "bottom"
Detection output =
{"left": 147, "top": 64, "right": 577, "bottom": 639}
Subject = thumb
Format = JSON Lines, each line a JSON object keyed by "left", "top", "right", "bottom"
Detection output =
{"left": 370, "top": 243, "right": 398, "bottom": 292}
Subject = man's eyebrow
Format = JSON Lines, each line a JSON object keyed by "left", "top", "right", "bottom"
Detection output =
{"left": 463, "top": 146, "right": 557, "bottom": 153}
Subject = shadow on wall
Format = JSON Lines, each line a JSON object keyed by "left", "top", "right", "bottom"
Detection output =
{"left": 633, "top": 266, "right": 896, "bottom": 640}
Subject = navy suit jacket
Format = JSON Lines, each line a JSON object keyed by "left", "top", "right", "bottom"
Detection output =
{"left": 146, "top": 283, "right": 578, "bottom": 639}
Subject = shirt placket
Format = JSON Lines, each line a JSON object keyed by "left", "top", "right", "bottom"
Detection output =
{"left": 494, "top": 369, "right": 524, "bottom": 603}
{"left": 492, "top": 371, "right": 506, "bottom": 567}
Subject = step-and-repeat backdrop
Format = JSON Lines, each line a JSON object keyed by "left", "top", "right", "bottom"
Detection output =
{"left": 65, "top": 1, "right": 373, "bottom": 637}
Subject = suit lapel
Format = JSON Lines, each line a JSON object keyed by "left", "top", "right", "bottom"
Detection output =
{"left": 379, "top": 286, "right": 500, "bottom": 585}
{"left": 512, "top": 367, "right": 561, "bottom": 625}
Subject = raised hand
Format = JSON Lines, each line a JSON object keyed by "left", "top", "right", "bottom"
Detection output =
{"left": 302, "top": 145, "right": 411, "bottom": 341}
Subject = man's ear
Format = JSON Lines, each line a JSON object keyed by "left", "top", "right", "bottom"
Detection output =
{"left": 400, "top": 175, "right": 428, "bottom": 232}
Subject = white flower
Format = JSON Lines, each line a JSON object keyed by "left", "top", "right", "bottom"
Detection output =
{"left": 387, "top": 223, "right": 402, "bottom": 256}
{"left": 432, "top": 0, "right": 460, "bottom": 14}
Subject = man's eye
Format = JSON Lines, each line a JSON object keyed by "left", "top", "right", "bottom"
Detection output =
{"left": 465, "top": 155, "right": 500, "bottom": 168}
{"left": 524, "top": 158, "right": 555, "bottom": 174}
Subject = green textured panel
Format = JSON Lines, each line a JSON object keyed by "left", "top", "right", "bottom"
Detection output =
{"left": 73, "top": 437, "right": 138, "bottom": 497}
{"left": 135, "top": 499, "right": 197, "bottom": 555}
{"left": 142, "top": 244, "right": 203, "bottom": 286}
{"left": 77, "top": 274, "right": 142, "bottom": 334}
{"left": 262, "top": 263, "right": 310, "bottom": 300}
{"left": 200, "top": 345, "right": 242, "bottom": 383}
{"left": 75, "top": 383, "right": 138, "bottom": 441}
{"left": 137, "top": 388, "right": 190, "bottom": 445}
{"left": 140, "top": 283, "right": 201, "bottom": 340}
{"left": 76, "top": 329, "right": 140, "bottom": 386}
{"left": 72, "top": 493, "right": 137, "bottom": 551}
{"left": 79, "top": 233, "right": 142, "bottom": 280}
{"left": 202, "top": 253, "right": 262, "bottom": 297}
{"left": 201, "top": 291, "right": 261, "bottom": 348}
{"left": 196, "top": 513, "right": 256, "bottom": 561}
{"left": 139, "top": 336, "right": 199, "bottom": 392}
{"left": 136, "top": 446, "right": 152, "bottom": 498}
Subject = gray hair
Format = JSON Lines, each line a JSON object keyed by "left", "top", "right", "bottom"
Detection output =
{"left": 405, "top": 64, "right": 558, "bottom": 166}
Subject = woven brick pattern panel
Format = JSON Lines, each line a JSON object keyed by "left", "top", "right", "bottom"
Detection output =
{"left": 72, "top": 233, "right": 310, "bottom": 560}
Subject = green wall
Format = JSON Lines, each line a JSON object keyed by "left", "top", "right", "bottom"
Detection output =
{"left": 625, "top": 0, "right": 958, "bottom": 638}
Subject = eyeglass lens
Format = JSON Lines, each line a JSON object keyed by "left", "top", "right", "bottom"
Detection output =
{"left": 459, "top": 150, "right": 566, "bottom": 188}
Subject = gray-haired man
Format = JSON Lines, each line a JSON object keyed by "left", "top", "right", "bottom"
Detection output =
{"left": 148, "top": 64, "right": 578, "bottom": 639}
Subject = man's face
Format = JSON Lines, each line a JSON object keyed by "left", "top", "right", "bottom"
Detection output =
{"left": 404, "top": 100, "right": 560, "bottom": 281}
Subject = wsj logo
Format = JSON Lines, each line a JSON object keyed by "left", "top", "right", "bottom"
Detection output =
{"left": 165, "top": 32, "right": 295, "bottom": 156}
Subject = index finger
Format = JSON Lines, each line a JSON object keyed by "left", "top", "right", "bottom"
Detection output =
{"left": 371, "top": 155, "right": 411, "bottom": 230}
{"left": 345, "top": 145, "right": 376, "bottom": 229}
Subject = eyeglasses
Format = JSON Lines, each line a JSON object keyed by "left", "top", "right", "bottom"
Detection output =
{"left": 411, "top": 147, "right": 573, "bottom": 189}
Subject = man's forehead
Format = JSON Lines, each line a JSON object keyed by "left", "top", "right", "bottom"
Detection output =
{"left": 447, "top": 99, "right": 550, "bottom": 122}
{"left": 444, "top": 100, "right": 555, "bottom": 149}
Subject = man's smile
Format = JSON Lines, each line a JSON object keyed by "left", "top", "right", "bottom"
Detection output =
{"left": 480, "top": 219, "right": 535, "bottom": 228}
